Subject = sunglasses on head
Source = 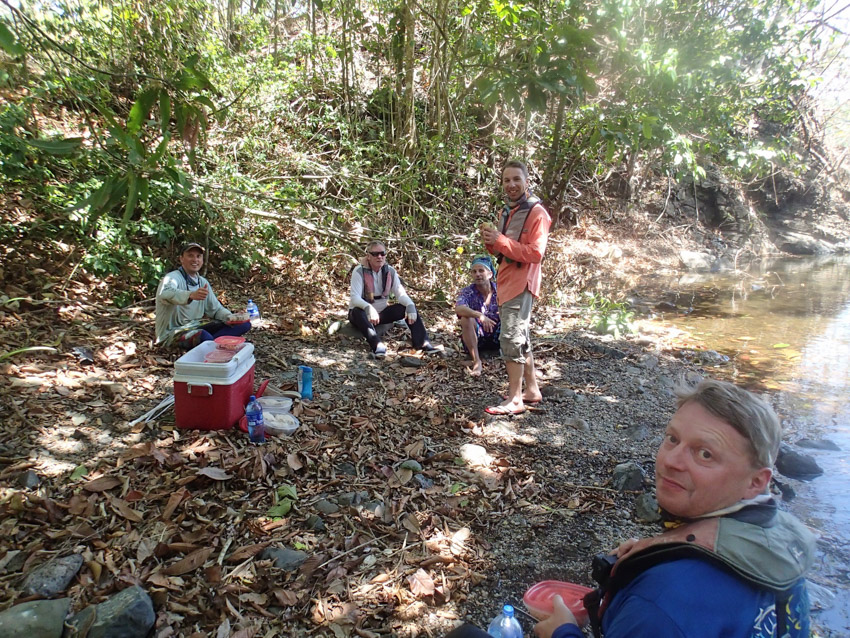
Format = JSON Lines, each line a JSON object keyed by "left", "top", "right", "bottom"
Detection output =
{"left": 368, "top": 250, "right": 386, "bottom": 257}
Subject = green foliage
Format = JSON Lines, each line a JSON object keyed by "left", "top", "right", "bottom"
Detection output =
{"left": 584, "top": 292, "right": 636, "bottom": 339}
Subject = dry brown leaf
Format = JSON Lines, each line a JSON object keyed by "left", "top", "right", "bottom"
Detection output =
{"left": 401, "top": 514, "right": 421, "bottom": 534}
{"left": 197, "top": 467, "right": 232, "bottom": 481}
{"left": 287, "top": 453, "right": 303, "bottom": 471}
{"left": 164, "top": 547, "right": 213, "bottom": 576}
{"left": 407, "top": 568, "right": 435, "bottom": 598}
{"left": 450, "top": 527, "right": 471, "bottom": 556}
{"left": 162, "top": 488, "right": 188, "bottom": 520}
{"left": 272, "top": 589, "right": 298, "bottom": 606}
{"left": 226, "top": 543, "right": 268, "bottom": 564}
{"left": 82, "top": 476, "right": 121, "bottom": 492}
{"left": 110, "top": 497, "right": 143, "bottom": 523}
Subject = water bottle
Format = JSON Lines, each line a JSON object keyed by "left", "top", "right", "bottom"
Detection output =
{"left": 487, "top": 604, "right": 523, "bottom": 638}
{"left": 297, "top": 365, "right": 313, "bottom": 400}
{"left": 246, "top": 299, "right": 260, "bottom": 321}
{"left": 245, "top": 395, "right": 265, "bottom": 444}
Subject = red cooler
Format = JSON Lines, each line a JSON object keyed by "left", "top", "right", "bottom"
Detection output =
{"left": 174, "top": 341, "right": 256, "bottom": 430}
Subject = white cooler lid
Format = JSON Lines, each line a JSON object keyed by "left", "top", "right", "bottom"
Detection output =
{"left": 174, "top": 340, "right": 255, "bottom": 382}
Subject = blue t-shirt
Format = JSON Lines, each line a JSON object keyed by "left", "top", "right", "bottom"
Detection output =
{"left": 552, "top": 558, "right": 810, "bottom": 638}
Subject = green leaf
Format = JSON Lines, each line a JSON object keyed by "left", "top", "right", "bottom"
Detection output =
{"left": 24, "top": 137, "right": 83, "bottom": 156}
{"left": 0, "top": 23, "right": 25, "bottom": 57}
{"left": 69, "top": 465, "right": 89, "bottom": 480}
{"left": 266, "top": 499, "right": 293, "bottom": 518}
{"left": 772, "top": 343, "right": 791, "bottom": 349}
{"left": 193, "top": 95, "right": 216, "bottom": 111}
{"left": 276, "top": 484, "right": 297, "bottom": 500}
{"left": 127, "top": 87, "right": 159, "bottom": 135}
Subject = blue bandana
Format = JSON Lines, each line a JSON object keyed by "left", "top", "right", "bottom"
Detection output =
{"left": 471, "top": 255, "right": 496, "bottom": 277}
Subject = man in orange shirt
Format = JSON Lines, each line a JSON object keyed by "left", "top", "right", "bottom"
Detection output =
{"left": 481, "top": 160, "right": 552, "bottom": 415}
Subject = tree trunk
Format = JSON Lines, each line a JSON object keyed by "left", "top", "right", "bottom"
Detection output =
{"left": 399, "top": 0, "right": 416, "bottom": 154}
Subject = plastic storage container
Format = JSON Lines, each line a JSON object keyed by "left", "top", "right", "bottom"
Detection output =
{"left": 523, "top": 581, "right": 593, "bottom": 625}
{"left": 487, "top": 604, "right": 523, "bottom": 638}
{"left": 174, "top": 340, "right": 256, "bottom": 430}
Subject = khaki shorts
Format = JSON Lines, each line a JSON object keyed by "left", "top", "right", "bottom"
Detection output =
{"left": 499, "top": 289, "right": 534, "bottom": 363}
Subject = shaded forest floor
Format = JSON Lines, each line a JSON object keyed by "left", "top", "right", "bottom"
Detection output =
{"left": 1, "top": 213, "right": 844, "bottom": 636}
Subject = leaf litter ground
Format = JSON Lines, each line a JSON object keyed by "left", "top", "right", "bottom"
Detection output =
{"left": 0, "top": 296, "right": 716, "bottom": 637}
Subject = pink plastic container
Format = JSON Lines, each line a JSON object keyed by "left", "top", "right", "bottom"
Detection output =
{"left": 523, "top": 581, "right": 594, "bottom": 625}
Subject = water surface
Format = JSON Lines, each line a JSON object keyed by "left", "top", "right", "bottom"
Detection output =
{"left": 637, "top": 255, "right": 850, "bottom": 636}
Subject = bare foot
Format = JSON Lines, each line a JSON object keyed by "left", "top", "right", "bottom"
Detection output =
{"left": 469, "top": 361, "right": 483, "bottom": 376}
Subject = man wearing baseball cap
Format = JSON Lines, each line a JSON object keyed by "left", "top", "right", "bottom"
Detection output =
{"left": 154, "top": 242, "right": 251, "bottom": 349}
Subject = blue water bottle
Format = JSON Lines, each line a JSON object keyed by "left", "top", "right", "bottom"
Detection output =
{"left": 297, "top": 365, "right": 313, "bottom": 400}
{"left": 487, "top": 604, "right": 522, "bottom": 638}
{"left": 245, "top": 395, "right": 265, "bottom": 444}
{"left": 246, "top": 299, "right": 260, "bottom": 321}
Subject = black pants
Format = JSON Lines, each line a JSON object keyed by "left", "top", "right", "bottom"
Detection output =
{"left": 445, "top": 624, "right": 491, "bottom": 638}
{"left": 348, "top": 304, "right": 428, "bottom": 351}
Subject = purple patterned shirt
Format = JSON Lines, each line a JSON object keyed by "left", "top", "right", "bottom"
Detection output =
{"left": 456, "top": 282, "right": 500, "bottom": 334}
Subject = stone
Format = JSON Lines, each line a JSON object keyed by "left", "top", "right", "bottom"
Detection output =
{"left": 541, "top": 386, "right": 575, "bottom": 400}
{"left": 564, "top": 418, "right": 590, "bottom": 433}
{"left": 23, "top": 554, "right": 84, "bottom": 596}
{"left": 260, "top": 547, "right": 309, "bottom": 571}
{"left": 102, "top": 383, "right": 127, "bottom": 399}
{"left": 796, "top": 438, "right": 840, "bottom": 452}
{"left": 399, "top": 356, "right": 425, "bottom": 368}
{"left": 679, "top": 250, "right": 714, "bottom": 271}
{"left": 0, "top": 598, "right": 71, "bottom": 638}
{"left": 776, "top": 447, "right": 824, "bottom": 481}
{"left": 0, "top": 550, "right": 26, "bottom": 574}
{"left": 634, "top": 494, "right": 661, "bottom": 522}
{"left": 335, "top": 491, "right": 369, "bottom": 507}
{"left": 625, "top": 424, "right": 649, "bottom": 441}
{"left": 612, "top": 462, "right": 645, "bottom": 491}
{"left": 459, "top": 444, "right": 492, "bottom": 467}
{"left": 315, "top": 499, "right": 339, "bottom": 515}
{"left": 305, "top": 515, "right": 326, "bottom": 532}
{"left": 336, "top": 462, "right": 357, "bottom": 476}
{"left": 18, "top": 469, "right": 41, "bottom": 489}
{"left": 67, "top": 585, "right": 155, "bottom": 638}
{"left": 413, "top": 474, "right": 434, "bottom": 489}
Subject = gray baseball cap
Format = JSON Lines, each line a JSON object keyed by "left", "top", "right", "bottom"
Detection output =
{"left": 180, "top": 242, "right": 205, "bottom": 254}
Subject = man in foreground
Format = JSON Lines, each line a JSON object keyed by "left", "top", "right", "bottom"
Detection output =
{"left": 534, "top": 378, "right": 814, "bottom": 638}
{"left": 481, "top": 159, "right": 551, "bottom": 415}
{"left": 455, "top": 256, "right": 500, "bottom": 376}
{"left": 155, "top": 243, "right": 251, "bottom": 349}
{"left": 348, "top": 240, "right": 439, "bottom": 359}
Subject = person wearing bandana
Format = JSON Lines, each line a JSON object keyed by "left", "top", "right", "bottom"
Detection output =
{"left": 481, "top": 160, "right": 552, "bottom": 415}
{"left": 455, "top": 255, "right": 500, "bottom": 376}
{"left": 155, "top": 243, "right": 251, "bottom": 349}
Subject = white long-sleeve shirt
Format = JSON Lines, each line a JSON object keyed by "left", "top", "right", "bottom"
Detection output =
{"left": 348, "top": 264, "right": 414, "bottom": 313}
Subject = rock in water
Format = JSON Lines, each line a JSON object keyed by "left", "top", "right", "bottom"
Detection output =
{"left": 67, "top": 585, "right": 155, "bottom": 638}
{"left": 23, "top": 554, "right": 84, "bottom": 596}
{"left": 776, "top": 447, "right": 824, "bottom": 481}
{"left": 0, "top": 598, "right": 71, "bottom": 638}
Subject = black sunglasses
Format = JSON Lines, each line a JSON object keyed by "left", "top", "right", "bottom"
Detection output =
{"left": 368, "top": 251, "right": 386, "bottom": 257}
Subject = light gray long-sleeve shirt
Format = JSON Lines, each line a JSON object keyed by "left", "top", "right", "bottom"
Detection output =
{"left": 155, "top": 268, "right": 233, "bottom": 344}
{"left": 348, "top": 264, "right": 413, "bottom": 313}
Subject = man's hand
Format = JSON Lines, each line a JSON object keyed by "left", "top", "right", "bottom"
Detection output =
{"left": 189, "top": 283, "right": 209, "bottom": 301}
{"left": 614, "top": 537, "right": 640, "bottom": 557}
{"left": 405, "top": 304, "right": 417, "bottom": 324}
{"left": 367, "top": 305, "right": 380, "bottom": 325}
{"left": 479, "top": 314, "right": 496, "bottom": 332}
{"left": 534, "top": 595, "right": 578, "bottom": 638}
{"left": 480, "top": 226, "right": 500, "bottom": 245}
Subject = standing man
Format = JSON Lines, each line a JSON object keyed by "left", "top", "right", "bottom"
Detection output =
{"left": 481, "top": 160, "right": 551, "bottom": 415}
{"left": 155, "top": 243, "right": 251, "bottom": 349}
{"left": 348, "top": 240, "right": 439, "bottom": 359}
{"left": 455, "top": 256, "right": 500, "bottom": 376}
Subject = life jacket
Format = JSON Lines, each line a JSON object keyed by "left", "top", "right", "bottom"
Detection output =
{"left": 584, "top": 505, "right": 815, "bottom": 638}
{"left": 359, "top": 264, "right": 394, "bottom": 304}
{"left": 496, "top": 191, "right": 542, "bottom": 269}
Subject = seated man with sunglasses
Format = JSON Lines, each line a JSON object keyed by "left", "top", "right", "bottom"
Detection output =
{"left": 348, "top": 241, "right": 439, "bottom": 359}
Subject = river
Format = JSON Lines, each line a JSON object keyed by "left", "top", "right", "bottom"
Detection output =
{"left": 636, "top": 254, "right": 850, "bottom": 637}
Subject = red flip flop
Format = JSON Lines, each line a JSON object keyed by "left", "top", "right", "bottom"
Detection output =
{"left": 501, "top": 395, "right": 542, "bottom": 405}
{"left": 485, "top": 404, "right": 526, "bottom": 416}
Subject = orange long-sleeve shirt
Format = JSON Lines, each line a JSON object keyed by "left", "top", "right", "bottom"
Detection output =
{"left": 485, "top": 202, "right": 551, "bottom": 304}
